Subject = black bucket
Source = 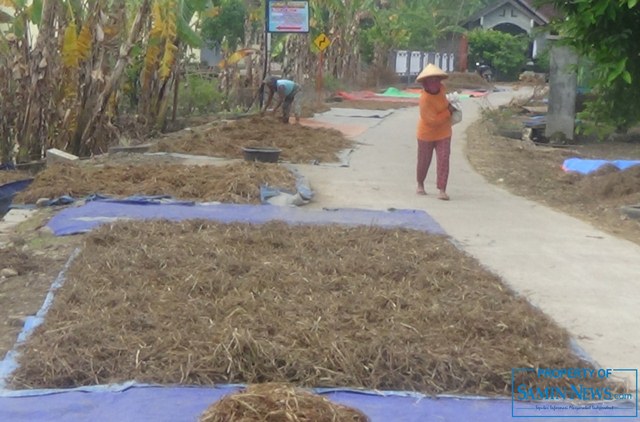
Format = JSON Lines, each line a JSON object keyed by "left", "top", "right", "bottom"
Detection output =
{"left": 242, "top": 147, "right": 282, "bottom": 163}
{"left": 621, "top": 204, "right": 640, "bottom": 220}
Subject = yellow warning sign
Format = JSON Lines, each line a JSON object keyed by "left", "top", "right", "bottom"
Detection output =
{"left": 313, "top": 33, "right": 331, "bottom": 52}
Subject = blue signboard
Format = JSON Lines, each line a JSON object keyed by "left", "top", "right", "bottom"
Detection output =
{"left": 267, "top": 1, "right": 310, "bottom": 33}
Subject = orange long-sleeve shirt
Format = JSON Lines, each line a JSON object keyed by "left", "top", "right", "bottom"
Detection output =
{"left": 416, "top": 89, "right": 452, "bottom": 142}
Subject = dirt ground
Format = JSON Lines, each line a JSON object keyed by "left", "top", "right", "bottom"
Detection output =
{"left": 0, "top": 212, "right": 78, "bottom": 358}
{"left": 466, "top": 119, "right": 640, "bottom": 245}
{"left": 8, "top": 221, "right": 618, "bottom": 396}
{"left": 444, "top": 72, "right": 493, "bottom": 92}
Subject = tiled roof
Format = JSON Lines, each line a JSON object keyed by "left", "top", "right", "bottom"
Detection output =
{"left": 520, "top": 0, "right": 562, "bottom": 21}
{"left": 463, "top": 0, "right": 561, "bottom": 26}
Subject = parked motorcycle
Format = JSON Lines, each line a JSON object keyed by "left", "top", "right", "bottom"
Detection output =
{"left": 476, "top": 62, "right": 493, "bottom": 82}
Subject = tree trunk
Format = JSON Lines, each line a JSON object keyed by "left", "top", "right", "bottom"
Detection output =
{"left": 20, "top": 0, "right": 60, "bottom": 161}
{"left": 171, "top": 59, "right": 180, "bottom": 123}
{"left": 80, "top": 0, "right": 151, "bottom": 146}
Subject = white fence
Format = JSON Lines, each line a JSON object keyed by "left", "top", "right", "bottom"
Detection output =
{"left": 393, "top": 50, "right": 456, "bottom": 76}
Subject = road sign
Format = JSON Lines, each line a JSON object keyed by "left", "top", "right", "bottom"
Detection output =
{"left": 313, "top": 33, "right": 331, "bottom": 52}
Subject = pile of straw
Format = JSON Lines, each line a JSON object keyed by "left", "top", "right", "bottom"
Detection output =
{"left": 199, "top": 383, "right": 369, "bottom": 422}
{"left": 153, "top": 116, "right": 353, "bottom": 163}
{"left": 15, "top": 161, "right": 296, "bottom": 204}
{"left": 10, "top": 221, "right": 614, "bottom": 396}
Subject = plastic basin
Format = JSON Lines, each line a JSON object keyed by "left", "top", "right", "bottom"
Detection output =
{"left": 242, "top": 147, "right": 282, "bottom": 163}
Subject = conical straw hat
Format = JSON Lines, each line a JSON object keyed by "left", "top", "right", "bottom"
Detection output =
{"left": 416, "top": 63, "right": 448, "bottom": 82}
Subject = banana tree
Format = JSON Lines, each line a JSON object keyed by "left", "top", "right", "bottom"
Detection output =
{"left": 279, "top": 0, "right": 373, "bottom": 91}
{"left": 361, "top": 7, "right": 410, "bottom": 84}
{"left": 80, "top": 0, "right": 220, "bottom": 148}
{"left": 324, "top": 0, "right": 373, "bottom": 83}
{"left": 242, "top": 0, "right": 263, "bottom": 90}
{"left": 79, "top": 0, "right": 153, "bottom": 152}
{"left": 0, "top": 0, "right": 150, "bottom": 159}
{"left": 8, "top": 0, "right": 59, "bottom": 161}
{"left": 0, "top": 0, "right": 222, "bottom": 161}
{"left": 136, "top": 0, "right": 217, "bottom": 131}
{"left": 0, "top": 0, "right": 44, "bottom": 161}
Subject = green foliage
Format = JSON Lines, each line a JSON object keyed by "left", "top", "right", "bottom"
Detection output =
{"left": 544, "top": 0, "right": 640, "bottom": 132}
{"left": 0, "top": 0, "right": 43, "bottom": 37}
{"left": 575, "top": 57, "right": 598, "bottom": 93}
{"left": 178, "top": 74, "right": 224, "bottom": 115}
{"left": 123, "top": 44, "right": 145, "bottom": 110}
{"left": 160, "top": 0, "right": 216, "bottom": 49}
{"left": 467, "top": 29, "right": 528, "bottom": 80}
{"left": 402, "top": 8, "right": 439, "bottom": 51}
{"left": 322, "top": 74, "right": 345, "bottom": 93}
{"left": 200, "top": 0, "right": 246, "bottom": 50}
{"left": 29, "top": 0, "right": 42, "bottom": 24}
{"left": 533, "top": 46, "right": 550, "bottom": 74}
{"left": 358, "top": 30, "right": 374, "bottom": 64}
{"left": 270, "top": 34, "right": 287, "bottom": 62}
{"left": 358, "top": 0, "right": 486, "bottom": 64}
{"left": 480, "top": 105, "right": 518, "bottom": 129}
{"left": 359, "top": 10, "right": 409, "bottom": 63}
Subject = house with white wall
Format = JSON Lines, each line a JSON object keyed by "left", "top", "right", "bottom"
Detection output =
{"left": 462, "top": 0, "right": 558, "bottom": 58}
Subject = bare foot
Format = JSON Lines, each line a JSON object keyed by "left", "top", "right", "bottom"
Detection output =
{"left": 416, "top": 187, "right": 426, "bottom": 195}
{"left": 438, "top": 191, "right": 450, "bottom": 201}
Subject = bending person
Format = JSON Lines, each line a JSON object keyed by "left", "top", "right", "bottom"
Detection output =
{"left": 261, "top": 75, "right": 302, "bottom": 124}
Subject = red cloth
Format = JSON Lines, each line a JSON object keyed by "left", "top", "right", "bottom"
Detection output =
{"left": 335, "top": 91, "right": 378, "bottom": 100}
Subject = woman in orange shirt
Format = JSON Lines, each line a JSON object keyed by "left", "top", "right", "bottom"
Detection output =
{"left": 415, "top": 64, "right": 455, "bottom": 200}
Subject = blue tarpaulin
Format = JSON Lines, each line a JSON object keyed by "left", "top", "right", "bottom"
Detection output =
{"left": 46, "top": 201, "right": 446, "bottom": 236}
{"left": 523, "top": 115, "right": 546, "bottom": 128}
{"left": 0, "top": 382, "right": 629, "bottom": 421}
{"left": 33, "top": 194, "right": 196, "bottom": 207}
{"left": 4, "top": 199, "right": 629, "bottom": 421}
{"left": 562, "top": 158, "right": 640, "bottom": 175}
{"left": 0, "top": 178, "right": 34, "bottom": 199}
{"left": 0, "top": 178, "right": 34, "bottom": 217}
{"left": 13, "top": 187, "right": 310, "bottom": 208}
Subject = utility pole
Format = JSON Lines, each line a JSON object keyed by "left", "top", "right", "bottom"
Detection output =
{"left": 260, "top": 0, "right": 270, "bottom": 109}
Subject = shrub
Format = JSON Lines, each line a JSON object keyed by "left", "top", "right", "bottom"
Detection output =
{"left": 178, "top": 74, "right": 225, "bottom": 115}
{"left": 468, "top": 29, "right": 529, "bottom": 81}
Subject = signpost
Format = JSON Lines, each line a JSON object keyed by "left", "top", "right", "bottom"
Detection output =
{"left": 313, "top": 33, "right": 331, "bottom": 104}
{"left": 313, "top": 33, "right": 330, "bottom": 52}
{"left": 261, "top": 1, "right": 310, "bottom": 109}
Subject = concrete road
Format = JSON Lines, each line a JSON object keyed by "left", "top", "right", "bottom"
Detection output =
{"left": 295, "top": 87, "right": 640, "bottom": 385}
